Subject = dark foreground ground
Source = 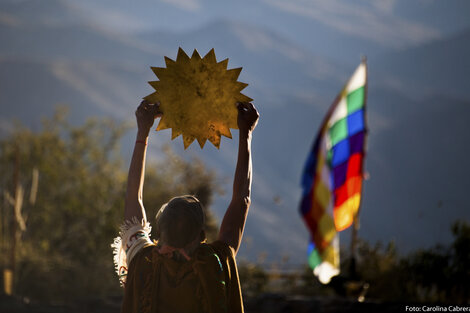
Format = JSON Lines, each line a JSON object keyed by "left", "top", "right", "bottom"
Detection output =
{"left": 0, "top": 293, "right": 410, "bottom": 313}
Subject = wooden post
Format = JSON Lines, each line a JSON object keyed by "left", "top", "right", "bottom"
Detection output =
{"left": 6, "top": 145, "right": 20, "bottom": 295}
{"left": 349, "top": 216, "right": 359, "bottom": 279}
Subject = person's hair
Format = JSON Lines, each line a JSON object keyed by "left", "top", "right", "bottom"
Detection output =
{"left": 155, "top": 195, "right": 206, "bottom": 255}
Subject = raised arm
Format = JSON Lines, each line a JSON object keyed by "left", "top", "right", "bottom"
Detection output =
{"left": 124, "top": 100, "right": 161, "bottom": 222}
{"left": 218, "top": 102, "right": 259, "bottom": 255}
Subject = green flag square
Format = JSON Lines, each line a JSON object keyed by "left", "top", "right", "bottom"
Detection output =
{"left": 347, "top": 86, "right": 365, "bottom": 114}
{"left": 308, "top": 248, "right": 322, "bottom": 269}
{"left": 329, "top": 118, "right": 348, "bottom": 147}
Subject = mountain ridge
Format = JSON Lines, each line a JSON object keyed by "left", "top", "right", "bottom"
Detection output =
{"left": 1, "top": 0, "right": 469, "bottom": 264}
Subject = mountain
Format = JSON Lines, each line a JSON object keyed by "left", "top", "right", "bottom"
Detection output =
{"left": 0, "top": 0, "right": 165, "bottom": 63}
{"left": 0, "top": 1, "right": 343, "bottom": 263}
{"left": 138, "top": 20, "right": 348, "bottom": 103}
{"left": 1, "top": 0, "right": 470, "bottom": 264}
{"left": 0, "top": 58, "right": 154, "bottom": 129}
{"left": 371, "top": 28, "right": 470, "bottom": 101}
{"left": 361, "top": 88, "right": 470, "bottom": 251}
{"left": 0, "top": 0, "right": 84, "bottom": 26}
{"left": 0, "top": 0, "right": 166, "bottom": 128}
{"left": 77, "top": 0, "right": 470, "bottom": 66}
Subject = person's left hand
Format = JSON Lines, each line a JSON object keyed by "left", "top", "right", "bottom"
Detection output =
{"left": 236, "top": 102, "right": 259, "bottom": 134}
{"left": 136, "top": 100, "right": 162, "bottom": 133}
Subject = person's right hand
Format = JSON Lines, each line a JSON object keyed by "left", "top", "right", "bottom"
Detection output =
{"left": 236, "top": 102, "right": 259, "bottom": 134}
{"left": 135, "top": 100, "right": 162, "bottom": 133}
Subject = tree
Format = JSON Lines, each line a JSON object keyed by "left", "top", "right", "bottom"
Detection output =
{"left": 401, "top": 221, "right": 470, "bottom": 304}
{"left": 238, "top": 262, "right": 269, "bottom": 297}
{"left": 346, "top": 221, "right": 470, "bottom": 303}
{"left": 0, "top": 107, "right": 219, "bottom": 301}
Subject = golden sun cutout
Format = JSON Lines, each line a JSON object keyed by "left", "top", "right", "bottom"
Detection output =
{"left": 144, "top": 48, "right": 252, "bottom": 149}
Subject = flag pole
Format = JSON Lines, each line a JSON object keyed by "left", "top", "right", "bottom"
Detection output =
{"left": 349, "top": 56, "right": 368, "bottom": 279}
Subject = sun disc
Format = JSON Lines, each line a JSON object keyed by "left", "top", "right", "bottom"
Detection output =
{"left": 145, "top": 48, "right": 252, "bottom": 149}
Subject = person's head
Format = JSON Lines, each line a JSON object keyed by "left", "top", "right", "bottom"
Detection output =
{"left": 155, "top": 195, "right": 206, "bottom": 254}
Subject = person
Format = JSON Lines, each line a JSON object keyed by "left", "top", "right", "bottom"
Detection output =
{"left": 112, "top": 100, "right": 259, "bottom": 313}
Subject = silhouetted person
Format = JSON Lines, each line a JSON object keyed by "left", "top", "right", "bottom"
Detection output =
{"left": 112, "top": 100, "right": 259, "bottom": 313}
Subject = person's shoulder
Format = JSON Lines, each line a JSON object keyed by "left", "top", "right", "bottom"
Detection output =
{"left": 138, "top": 243, "right": 156, "bottom": 258}
{"left": 207, "top": 240, "right": 235, "bottom": 260}
{"left": 129, "top": 243, "right": 156, "bottom": 268}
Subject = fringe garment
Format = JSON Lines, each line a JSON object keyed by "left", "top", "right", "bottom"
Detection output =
{"left": 112, "top": 218, "right": 243, "bottom": 313}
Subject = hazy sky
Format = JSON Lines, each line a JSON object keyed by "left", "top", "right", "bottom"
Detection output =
{"left": 77, "top": 0, "right": 470, "bottom": 55}
{"left": 72, "top": 0, "right": 470, "bottom": 61}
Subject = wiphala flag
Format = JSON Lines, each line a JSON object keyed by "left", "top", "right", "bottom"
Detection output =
{"left": 300, "top": 61, "right": 368, "bottom": 283}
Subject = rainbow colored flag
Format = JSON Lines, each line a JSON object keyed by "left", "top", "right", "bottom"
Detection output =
{"left": 300, "top": 61, "right": 368, "bottom": 284}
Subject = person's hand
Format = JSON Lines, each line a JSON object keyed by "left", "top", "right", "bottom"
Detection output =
{"left": 237, "top": 102, "right": 259, "bottom": 134}
{"left": 135, "top": 100, "right": 162, "bottom": 133}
